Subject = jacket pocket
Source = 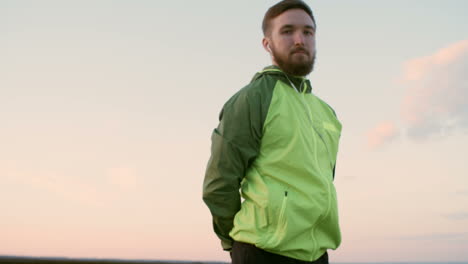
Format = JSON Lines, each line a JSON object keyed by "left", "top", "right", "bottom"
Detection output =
{"left": 278, "top": 191, "right": 288, "bottom": 225}
{"left": 262, "top": 191, "right": 289, "bottom": 248}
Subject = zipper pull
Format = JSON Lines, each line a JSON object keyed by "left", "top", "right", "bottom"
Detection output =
{"left": 285, "top": 191, "right": 288, "bottom": 197}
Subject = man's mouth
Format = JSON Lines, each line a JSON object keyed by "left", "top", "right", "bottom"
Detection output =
{"left": 292, "top": 49, "right": 308, "bottom": 55}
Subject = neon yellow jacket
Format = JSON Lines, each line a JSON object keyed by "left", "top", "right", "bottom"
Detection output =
{"left": 203, "top": 66, "right": 342, "bottom": 262}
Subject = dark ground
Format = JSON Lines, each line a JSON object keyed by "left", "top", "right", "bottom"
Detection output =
{"left": 0, "top": 256, "right": 227, "bottom": 264}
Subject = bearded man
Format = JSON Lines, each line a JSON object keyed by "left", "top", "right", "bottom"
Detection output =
{"left": 203, "top": 1, "right": 343, "bottom": 263}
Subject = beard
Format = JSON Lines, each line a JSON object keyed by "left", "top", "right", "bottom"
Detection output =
{"left": 271, "top": 44, "right": 316, "bottom": 76}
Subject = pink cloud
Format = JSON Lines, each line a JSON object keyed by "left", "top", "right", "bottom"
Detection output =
{"left": 367, "top": 121, "right": 399, "bottom": 149}
{"left": 400, "top": 39, "right": 468, "bottom": 138}
{"left": 27, "top": 172, "right": 108, "bottom": 208}
{"left": 3, "top": 163, "right": 139, "bottom": 208}
{"left": 402, "top": 40, "right": 468, "bottom": 82}
{"left": 369, "top": 39, "right": 468, "bottom": 148}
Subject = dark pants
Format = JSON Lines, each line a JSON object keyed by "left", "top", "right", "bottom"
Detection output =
{"left": 231, "top": 241, "right": 329, "bottom": 264}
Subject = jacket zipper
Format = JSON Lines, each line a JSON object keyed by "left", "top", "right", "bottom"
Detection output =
{"left": 283, "top": 75, "right": 334, "bottom": 170}
{"left": 286, "top": 77, "right": 333, "bottom": 257}
{"left": 300, "top": 91, "right": 333, "bottom": 257}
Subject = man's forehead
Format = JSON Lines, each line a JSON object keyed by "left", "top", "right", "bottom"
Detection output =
{"left": 272, "top": 9, "right": 316, "bottom": 29}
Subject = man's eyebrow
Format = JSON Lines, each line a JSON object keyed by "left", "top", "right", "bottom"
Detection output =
{"left": 280, "top": 24, "right": 316, "bottom": 30}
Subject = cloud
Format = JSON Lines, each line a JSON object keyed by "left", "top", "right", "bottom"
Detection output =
{"left": 399, "top": 232, "right": 468, "bottom": 242}
{"left": 445, "top": 212, "right": 468, "bottom": 221}
{"left": 7, "top": 169, "right": 108, "bottom": 208}
{"left": 366, "top": 121, "right": 399, "bottom": 149}
{"left": 3, "top": 163, "right": 139, "bottom": 207}
{"left": 38, "top": 174, "right": 108, "bottom": 207}
{"left": 401, "top": 39, "right": 468, "bottom": 139}
{"left": 455, "top": 190, "right": 468, "bottom": 196}
{"left": 367, "top": 40, "right": 468, "bottom": 149}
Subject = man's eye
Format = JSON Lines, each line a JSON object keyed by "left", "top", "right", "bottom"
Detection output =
{"left": 282, "top": 30, "right": 292, "bottom": 34}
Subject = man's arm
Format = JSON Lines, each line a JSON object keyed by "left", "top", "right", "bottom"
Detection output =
{"left": 202, "top": 88, "right": 263, "bottom": 251}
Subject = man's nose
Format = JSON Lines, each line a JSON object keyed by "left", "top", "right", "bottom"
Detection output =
{"left": 293, "top": 32, "right": 305, "bottom": 46}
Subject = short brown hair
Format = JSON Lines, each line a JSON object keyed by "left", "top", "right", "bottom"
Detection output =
{"left": 262, "top": 0, "right": 316, "bottom": 36}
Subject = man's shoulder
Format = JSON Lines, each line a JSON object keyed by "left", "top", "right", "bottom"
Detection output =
{"left": 237, "top": 71, "right": 279, "bottom": 98}
{"left": 221, "top": 72, "right": 279, "bottom": 114}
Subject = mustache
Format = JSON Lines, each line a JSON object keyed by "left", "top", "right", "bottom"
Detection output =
{"left": 290, "top": 47, "right": 309, "bottom": 55}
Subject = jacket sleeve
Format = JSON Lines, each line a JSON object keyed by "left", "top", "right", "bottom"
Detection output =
{"left": 202, "top": 88, "right": 264, "bottom": 251}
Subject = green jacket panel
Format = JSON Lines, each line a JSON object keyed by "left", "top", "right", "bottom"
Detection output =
{"left": 202, "top": 73, "right": 276, "bottom": 250}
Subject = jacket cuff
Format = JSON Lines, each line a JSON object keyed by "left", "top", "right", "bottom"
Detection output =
{"left": 221, "top": 239, "right": 233, "bottom": 251}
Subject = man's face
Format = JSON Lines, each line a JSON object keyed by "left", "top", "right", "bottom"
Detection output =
{"left": 265, "top": 9, "right": 316, "bottom": 76}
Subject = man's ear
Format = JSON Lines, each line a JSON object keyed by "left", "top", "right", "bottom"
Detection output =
{"left": 262, "top": 38, "right": 271, "bottom": 53}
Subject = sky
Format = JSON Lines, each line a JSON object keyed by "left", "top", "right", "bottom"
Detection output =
{"left": 1, "top": 0, "right": 468, "bottom": 263}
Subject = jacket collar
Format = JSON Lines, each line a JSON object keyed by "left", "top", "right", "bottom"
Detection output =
{"left": 253, "top": 65, "right": 313, "bottom": 94}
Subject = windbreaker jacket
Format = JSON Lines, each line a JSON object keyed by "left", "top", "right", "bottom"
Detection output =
{"left": 202, "top": 66, "right": 342, "bottom": 262}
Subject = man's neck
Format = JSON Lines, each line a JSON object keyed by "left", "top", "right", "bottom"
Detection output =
{"left": 271, "top": 64, "right": 307, "bottom": 79}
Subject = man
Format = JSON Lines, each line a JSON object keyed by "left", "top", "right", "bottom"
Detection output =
{"left": 203, "top": 1, "right": 342, "bottom": 263}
